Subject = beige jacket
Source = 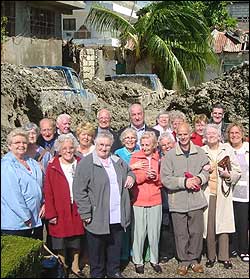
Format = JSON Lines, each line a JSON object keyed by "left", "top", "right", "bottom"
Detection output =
{"left": 202, "top": 143, "right": 241, "bottom": 237}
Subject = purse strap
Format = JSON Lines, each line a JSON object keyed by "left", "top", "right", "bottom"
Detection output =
{"left": 219, "top": 161, "right": 231, "bottom": 198}
{"left": 221, "top": 180, "right": 231, "bottom": 197}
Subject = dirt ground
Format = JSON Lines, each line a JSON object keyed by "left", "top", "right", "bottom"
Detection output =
{"left": 41, "top": 255, "right": 249, "bottom": 278}
{"left": 1, "top": 61, "right": 249, "bottom": 155}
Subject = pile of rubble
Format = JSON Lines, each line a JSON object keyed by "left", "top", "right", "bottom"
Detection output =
{"left": 1, "top": 61, "right": 249, "bottom": 155}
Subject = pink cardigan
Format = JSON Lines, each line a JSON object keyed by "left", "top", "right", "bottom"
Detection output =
{"left": 130, "top": 150, "right": 162, "bottom": 206}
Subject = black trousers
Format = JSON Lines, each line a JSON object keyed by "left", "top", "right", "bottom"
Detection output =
{"left": 159, "top": 219, "right": 176, "bottom": 259}
{"left": 86, "top": 224, "right": 123, "bottom": 278}
{"left": 230, "top": 201, "right": 249, "bottom": 255}
{"left": 1, "top": 226, "right": 43, "bottom": 240}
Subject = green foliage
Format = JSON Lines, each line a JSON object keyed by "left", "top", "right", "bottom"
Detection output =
{"left": 85, "top": 2, "right": 218, "bottom": 93}
{"left": 1, "top": 235, "right": 43, "bottom": 278}
{"left": 1, "top": 16, "right": 8, "bottom": 44}
{"left": 191, "top": 1, "right": 237, "bottom": 31}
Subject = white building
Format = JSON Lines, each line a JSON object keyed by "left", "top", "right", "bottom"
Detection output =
{"left": 62, "top": 1, "right": 147, "bottom": 78}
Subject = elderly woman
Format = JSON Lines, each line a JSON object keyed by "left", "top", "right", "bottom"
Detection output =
{"left": 191, "top": 114, "right": 208, "bottom": 147}
{"left": 157, "top": 132, "right": 176, "bottom": 263}
{"left": 1, "top": 128, "right": 43, "bottom": 239}
{"left": 44, "top": 134, "right": 85, "bottom": 278}
{"left": 75, "top": 122, "right": 95, "bottom": 158}
{"left": 202, "top": 124, "right": 241, "bottom": 269}
{"left": 130, "top": 131, "right": 162, "bottom": 274}
{"left": 153, "top": 110, "right": 172, "bottom": 135}
{"left": 23, "top": 122, "right": 52, "bottom": 173}
{"left": 114, "top": 128, "right": 142, "bottom": 264}
{"left": 169, "top": 110, "right": 186, "bottom": 141}
{"left": 73, "top": 131, "right": 135, "bottom": 278}
{"left": 226, "top": 123, "right": 249, "bottom": 262}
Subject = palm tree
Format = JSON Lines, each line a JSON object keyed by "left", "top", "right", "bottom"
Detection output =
{"left": 85, "top": 1, "right": 218, "bottom": 92}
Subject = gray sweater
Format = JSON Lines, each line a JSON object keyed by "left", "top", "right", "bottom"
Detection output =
{"left": 160, "top": 142, "right": 209, "bottom": 213}
{"left": 73, "top": 151, "right": 135, "bottom": 234}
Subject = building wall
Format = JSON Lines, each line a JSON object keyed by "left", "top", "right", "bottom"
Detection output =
{"left": 228, "top": 1, "right": 249, "bottom": 31}
{"left": 2, "top": 37, "right": 62, "bottom": 66}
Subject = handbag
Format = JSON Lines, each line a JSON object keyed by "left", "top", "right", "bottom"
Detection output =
{"left": 217, "top": 156, "right": 231, "bottom": 197}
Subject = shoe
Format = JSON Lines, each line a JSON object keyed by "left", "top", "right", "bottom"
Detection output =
{"left": 160, "top": 256, "right": 172, "bottom": 263}
{"left": 223, "top": 260, "right": 233, "bottom": 269}
{"left": 190, "top": 263, "right": 204, "bottom": 273}
{"left": 150, "top": 263, "right": 162, "bottom": 273}
{"left": 107, "top": 272, "right": 125, "bottom": 278}
{"left": 71, "top": 269, "right": 85, "bottom": 278}
{"left": 240, "top": 253, "right": 249, "bottom": 262}
{"left": 177, "top": 265, "right": 188, "bottom": 276}
{"left": 231, "top": 250, "right": 238, "bottom": 257}
{"left": 206, "top": 259, "right": 216, "bottom": 268}
{"left": 135, "top": 264, "right": 144, "bottom": 274}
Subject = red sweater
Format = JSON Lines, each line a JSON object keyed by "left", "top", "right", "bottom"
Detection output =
{"left": 130, "top": 150, "right": 162, "bottom": 207}
{"left": 191, "top": 132, "right": 204, "bottom": 147}
{"left": 44, "top": 156, "right": 84, "bottom": 238}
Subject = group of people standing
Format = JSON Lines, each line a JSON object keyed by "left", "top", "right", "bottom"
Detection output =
{"left": 1, "top": 102, "right": 248, "bottom": 278}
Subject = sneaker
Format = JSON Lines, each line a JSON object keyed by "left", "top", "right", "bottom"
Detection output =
{"left": 231, "top": 250, "right": 237, "bottom": 257}
{"left": 240, "top": 254, "right": 249, "bottom": 262}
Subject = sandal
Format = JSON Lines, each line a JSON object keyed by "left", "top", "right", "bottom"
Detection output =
{"left": 240, "top": 254, "right": 249, "bottom": 262}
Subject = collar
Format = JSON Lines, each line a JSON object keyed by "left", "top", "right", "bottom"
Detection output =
{"left": 131, "top": 124, "right": 145, "bottom": 132}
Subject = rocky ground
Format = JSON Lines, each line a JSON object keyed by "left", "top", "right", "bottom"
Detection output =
{"left": 41, "top": 256, "right": 249, "bottom": 278}
{"left": 1, "top": 63, "right": 249, "bottom": 278}
{"left": 1, "top": 61, "right": 249, "bottom": 155}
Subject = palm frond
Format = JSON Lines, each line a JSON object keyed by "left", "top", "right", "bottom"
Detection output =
{"left": 85, "top": 4, "right": 136, "bottom": 37}
{"left": 147, "top": 35, "right": 189, "bottom": 91}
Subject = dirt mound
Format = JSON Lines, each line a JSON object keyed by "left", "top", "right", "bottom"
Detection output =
{"left": 1, "top": 61, "right": 249, "bottom": 155}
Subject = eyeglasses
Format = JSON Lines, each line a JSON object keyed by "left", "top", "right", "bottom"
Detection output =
{"left": 61, "top": 147, "right": 75, "bottom": 152}
{"left": 12, "top": 141, "right": 28, "bottom": 145}
{"left": 124, "top": 137, "right": 136, "bottom": 140}
{"left": 41, "top": 128, "right": 53, "bottom": 132}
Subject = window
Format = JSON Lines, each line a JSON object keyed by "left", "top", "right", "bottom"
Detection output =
{"left": 30, "top": 7, "right": 56, "bottom": 38}
{"left": 74, "top": 24, "right": 91, "bottom": 39}
{"left": 63, "top": 19, "right": 76, "bottom": 31}
{"left": 1, "top": 1, "right": 15, "bottom": 36}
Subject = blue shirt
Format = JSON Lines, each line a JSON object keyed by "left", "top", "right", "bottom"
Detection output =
{"left": 1, "top": 152, "right": 43, "bottom": 230}
{"left": 114, "top": 146, "right": 140, "bottom": 164}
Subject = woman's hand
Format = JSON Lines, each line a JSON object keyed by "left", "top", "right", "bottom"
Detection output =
{"left": 39, "top": 204, "right": 45, "bottom": 218}
{"left": 218, "top": 168, "right": 230, "bottom": 179}
{"left": 49, "top": 217, "right": 57, "bottom": 224}
{"left": 24, "top": 219, "right": 32, "bottom": 227}
{"left": 146, "top": 169, "right": 157, "bottom": 180}
{"left": 124, "top": 176, "right": 135, "bottom": 189}
{"left": 84, "top": 218, "right": 91, "bottom": 225}
{"left": 130, "top": 160, "right": 147, "bottom": 170}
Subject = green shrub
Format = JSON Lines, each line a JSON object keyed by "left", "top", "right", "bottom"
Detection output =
{"left": 1, "top": 235, "right": 43, "bottom": 278}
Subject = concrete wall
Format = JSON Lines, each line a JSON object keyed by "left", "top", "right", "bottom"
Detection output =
{"left": 2, "top": 37, "right": 62, "bottom": 66}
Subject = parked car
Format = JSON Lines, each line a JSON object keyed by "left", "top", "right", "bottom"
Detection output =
{"left": 106, "top": 73, "right": 166, "bottom": 98}
{"left": 30, "top": 65, "right": 90, "bottom": 98}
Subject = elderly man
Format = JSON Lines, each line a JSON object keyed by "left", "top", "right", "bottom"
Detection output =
{"left": 56, "top": 113, "right": 74, "bottom": 135}
{"left": 37, "top": 118, "right": 57, "bottom": 154}
{"left": 160, "top": 123, "right": 209, "bottom": 276}
{"left": 95, "top": 108, "right": 118, "bottom": 153}
{"left": 117, "top": 103, "right": 160, "bottom": 149}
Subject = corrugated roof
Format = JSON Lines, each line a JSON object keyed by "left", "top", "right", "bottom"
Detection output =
{"left": 211, "top": 29, "right": 248, "bottom": 53}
